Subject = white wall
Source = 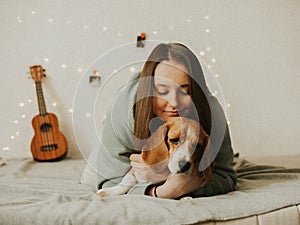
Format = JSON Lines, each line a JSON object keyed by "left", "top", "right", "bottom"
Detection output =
{"left": 0, "top": 0, "right": 299, "bottom": 159}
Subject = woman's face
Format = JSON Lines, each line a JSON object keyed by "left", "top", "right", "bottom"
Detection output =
{"left": 153, "top": 60, "right": 192, "bottom": 122}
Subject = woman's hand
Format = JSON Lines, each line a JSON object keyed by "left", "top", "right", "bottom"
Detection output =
{"left": 154, "top": 168, "right": 207, "bottom": 199}
{"left": 130, "top": 154, "right": 169, "bottom": 183}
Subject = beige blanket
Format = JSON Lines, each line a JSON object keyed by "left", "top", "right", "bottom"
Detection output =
{"left": 0, "top": 156, "right": 299, "bottom": 225}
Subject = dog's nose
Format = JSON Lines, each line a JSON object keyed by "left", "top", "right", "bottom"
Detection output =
{"left": 178, "top": 160, "right": 191, "bottom": 172}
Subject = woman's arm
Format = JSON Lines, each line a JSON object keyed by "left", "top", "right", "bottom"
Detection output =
{"left": 147, "top": 168, "right": 208, "bottom": 198}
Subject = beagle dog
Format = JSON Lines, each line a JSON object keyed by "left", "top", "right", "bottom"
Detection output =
{"left": 97, "top": 117, "right": 214, "bottom": 197}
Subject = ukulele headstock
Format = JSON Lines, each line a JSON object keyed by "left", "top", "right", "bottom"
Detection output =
{"left": 29, "top": 65, "right": 46, "bottom": 82}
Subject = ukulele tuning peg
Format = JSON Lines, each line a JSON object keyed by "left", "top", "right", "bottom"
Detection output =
{"left": 42, "top": 68, "right": 46, "bottom": 77}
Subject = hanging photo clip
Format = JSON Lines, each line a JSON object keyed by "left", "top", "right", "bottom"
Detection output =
{"left": 136, "top": 32, "right": 146, "bottom": 48}
{"left": 89, "top": 70, "right": 101, "bottom": 86}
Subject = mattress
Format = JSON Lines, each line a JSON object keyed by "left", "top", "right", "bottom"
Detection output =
{"left": 0, "top": 154, "right": 299, "bottom": 225}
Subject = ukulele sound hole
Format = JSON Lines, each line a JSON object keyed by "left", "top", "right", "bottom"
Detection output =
{"left": 40, "top": 123, "right": 52, "bottom": 132}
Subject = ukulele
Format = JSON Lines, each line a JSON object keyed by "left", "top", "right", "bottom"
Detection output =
{"left": 29, "top": 65, "right": 68, "bottom": 161}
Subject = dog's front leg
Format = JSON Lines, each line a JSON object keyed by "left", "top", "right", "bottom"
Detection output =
{"left": 97, "top": 169, "right": 137, "bottom": 197}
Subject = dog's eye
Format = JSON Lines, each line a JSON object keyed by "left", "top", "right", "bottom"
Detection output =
{"left": 170, "top": 138, "right": 180, "bottom": 145}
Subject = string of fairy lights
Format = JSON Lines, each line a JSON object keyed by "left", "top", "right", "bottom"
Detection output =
{"left": 2, "top": 10, "right": 232, "bottom": 152}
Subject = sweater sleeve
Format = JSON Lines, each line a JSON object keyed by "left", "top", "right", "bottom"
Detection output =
{"left": 97, "top": 72, "right": 148, "bottom": 192}
{"left": 189, "top": 96, "right": 237, "bottom": 197}
{"left": 189, "top": 124, "right": 237, "bottom": 197}
{"left": 96, "top": 106, "right": 132, "bottom": 189}
{"left": 97, "top": 110, "right": 152, "bottom": 193}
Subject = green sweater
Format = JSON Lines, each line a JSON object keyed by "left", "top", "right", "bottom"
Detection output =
{"left": 97, "top": 72, "right": 237, "bottom": 197}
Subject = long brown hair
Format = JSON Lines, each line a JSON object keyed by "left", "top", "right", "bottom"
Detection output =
{"left": 134, "top": 43, "right": 212, "bottom": 145}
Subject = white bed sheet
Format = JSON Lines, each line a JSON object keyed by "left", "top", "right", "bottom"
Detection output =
{"left": 0, "top": 155, "right": 299, "bottom": 225}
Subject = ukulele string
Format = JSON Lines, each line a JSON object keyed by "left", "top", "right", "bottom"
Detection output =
{"left": 38, "top": 81, "right": 52, "bottom": 160}
{"left": 44, "top": 114, "right": 53, "bottom": 159}
{"left": 39, "top": 84, "right": 57, "bottom": 160}
{"left": 43, "top": 114, "right": 51, "bottom": 159}
{"left": 48, "top": 114, "right": 57, "bottom": 159}
{"left": 37, "top": 81, "right": 48, "bottom": 160}
{"left": 40, "top": 76, "right": 57, "bottom": 159}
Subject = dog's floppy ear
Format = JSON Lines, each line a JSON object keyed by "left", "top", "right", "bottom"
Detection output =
{"left": 141, "top": 124, "right": 169, "bottom": 166}
{"left": 199, "top": 131, "right": 215, "bottom": 183}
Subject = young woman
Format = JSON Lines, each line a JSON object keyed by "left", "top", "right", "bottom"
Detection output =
{"left": 97, "top": 42, "right": 236, "bottom": 199}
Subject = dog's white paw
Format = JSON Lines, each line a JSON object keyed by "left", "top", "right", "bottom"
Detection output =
{"left": 180, "top": 196, "right": 193, "bottom": 200}
{"left": 97, "top": 186, "right": 128, "bottom": 197}
{"left": 97, "top": 173, "right": 137, "bottom": 197}
{"left": 97, "top": 187, "right": 119, "bottom": 197}
{"left": 97, "top": 188, "right": 111, "bottom": 197}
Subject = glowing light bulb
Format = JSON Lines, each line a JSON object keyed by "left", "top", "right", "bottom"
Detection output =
{"left": 68, "top": 108, "right": 73, "bottom": 113}
{"left": 19, "top": 102, "right": 24, "bottom": 107}
{"left": 14, "top": 120, "right": 18, "bottom": 124}
{"left": 205, "top": 28, "right": 210, "bottom": 33}
{"left": 31, "top": 11, "right": 36, "bottom": 15}
{"left": 153, "top": 31, "right": 158, "bottom": 35}
{"left": 205, "top": 16, "right": 209, "bottom": 20}
{"left": 211, "top": 58, "right": 216, "bottom": 63}
{"left": 129, "top": 67, "right": 136, "bottom": 72}
{"left": 44, "top": 58, "right": 49, "bottom": 62}
{"left": 21, "top": 114, "right": 26, "bottom": 119}
{"left": 61, "top": 64, "right": 66, "bottom": 68}
{"left": 16, "top": 17, "right": 22, "bottom": 23}
{"left": 227, "top": 103, "right": 231, "bottom": 108}
{"left": 102, "top": 26, "right": 107, "bottom": 31}
{"left": 77, "top": 68, "right": 83, "bottom": 73}
{"left": 199, "top": 51, "right": 205, "bottom": 56}
{"left": 2, "top": 146, "right": 9, "bottom": 151}
{"left": 215, "top": 74, "right": 219, "bottom": 78}
{"left": 52, "top": 102, "right": 57, "bottom": 107}
{"left": 86, "top": 112, "right": 91, "bottom": 118}
{"left": 10, "top": 136, "right": 15, "bottom": 140}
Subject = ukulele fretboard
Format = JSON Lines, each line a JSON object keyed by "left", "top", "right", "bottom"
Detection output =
{"left": 35, "top": 81, "right": 47, "bottom": 116}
